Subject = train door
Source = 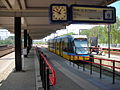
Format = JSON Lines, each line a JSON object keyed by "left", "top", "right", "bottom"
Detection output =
{"left": 58, "top": 39, "right": 61, "bottom": 55}
{"left": 48, "top": 40, "right": 50, "bottom": 51}
{"left": 68, "top": 39, "right": 74, "bottom": 53}
{"left": 53, "top": 39, "right": 56, "bottom": 53}
{"left": 56, "top": 39, "right": 60, "bottom": 55}
{"left": 60, "top": 39, "right": 63, "bottom": 56}
{"left": 55, "top": 39, "right": 57, "bottom": 54}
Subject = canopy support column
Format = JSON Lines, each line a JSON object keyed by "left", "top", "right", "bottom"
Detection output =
{"left": 15, "top": 17, "right": 22, "bottom": 71}
{"left": 24, "top": 30, "right": 28, "bottom": 57}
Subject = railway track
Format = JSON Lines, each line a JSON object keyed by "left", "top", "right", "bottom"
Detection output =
{"left": 0, "top": 45, "right": 14, "bottom": 57}
{"left": 90, "top": 47, "right": 120, "bottom": 56}
{"left": 104, "top": 50, "right": 120, "bottom": 55}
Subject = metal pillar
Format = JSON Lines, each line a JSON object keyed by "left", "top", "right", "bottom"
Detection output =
{"left": 30, "top": 37, "right": 32, "bottom": 48}
{"left": 15, "top": 17, "right": 22, "bottom": 71}
{"left": 27, "top": 34, "right": 32, "bottom": 54}
{"left": 27, "top": 34, "right": 30, "bottom": 54}
{"left": 108, "top": 24, "right": 111, "bottom": 58}
{"left": 30, "top": 37, "right": 32, "bottom": 50}
{"left": 24, "top": 30, "right": 28, "bottom": 57}
{"left": 79, "top": 29, "right": 81, "bottom": 35}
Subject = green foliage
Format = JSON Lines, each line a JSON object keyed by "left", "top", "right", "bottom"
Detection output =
{"left": 80, "top": 17, "right": 120, "bottom": 44}
{"left": 61, "top": 32, "right": 75, "bottom": 36}
{"left": 0, "top": 36, "right": 14, "bottom": 45}
{"left": 33, "top": 41, "right": 47, "bottom": 45}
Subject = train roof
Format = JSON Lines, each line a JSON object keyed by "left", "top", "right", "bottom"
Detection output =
{"left": 49, "top": 35, "right": 87, "bottom": 41}
{"left": 70, "top": 35, "right": 87, "bottom": 39}
{"left": 59, "top": 35, "right": 87, "bottom": 39}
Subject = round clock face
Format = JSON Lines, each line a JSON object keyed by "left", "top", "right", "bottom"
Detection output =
{"left": 52, "top": 6, "right": 67, "bottom": 20}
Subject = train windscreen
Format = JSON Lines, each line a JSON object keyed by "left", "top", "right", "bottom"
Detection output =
{"left": 74, "top": 38, "right": 89, "bottom": 54}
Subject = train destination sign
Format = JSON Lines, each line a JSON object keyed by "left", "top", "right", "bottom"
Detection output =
{"left": 70, "top": 5, "right": 116, "bottom": 23}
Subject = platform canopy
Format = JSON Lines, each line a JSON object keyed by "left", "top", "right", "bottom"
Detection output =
{"left": 0, "top": 0, "right": 118, "bottom": 39}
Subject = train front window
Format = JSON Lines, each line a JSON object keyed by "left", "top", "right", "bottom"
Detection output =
{"left": 74, "top": 39, "right": 88, "bottom": 54}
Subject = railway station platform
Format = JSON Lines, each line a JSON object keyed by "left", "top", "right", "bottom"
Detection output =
{"left": 0, "top": 47, "right": 120, "bottom": 90}
{"left": 0, "top": 49, "right": 43, "bottom": 90}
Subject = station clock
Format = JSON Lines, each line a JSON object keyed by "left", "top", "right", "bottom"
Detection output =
{"left": 50, "top": 4, "right": 68, "bottom": 23}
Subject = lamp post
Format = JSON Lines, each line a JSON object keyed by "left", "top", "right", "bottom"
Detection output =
{"left": 107, "top": 24, "right": 111, "bottom": 58}
{"left": 79, "top": 29, "right": 81, "bottom": 35}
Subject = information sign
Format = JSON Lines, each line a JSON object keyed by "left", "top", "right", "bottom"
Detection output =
{"left": 70, "top": 5, "right": 116, "bottom": 23}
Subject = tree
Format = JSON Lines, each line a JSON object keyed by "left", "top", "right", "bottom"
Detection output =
{"left": 0, "top": 36, "right": 14, "bottom": 45}
{"left": 80, "top": 16, "right": 120, "bottom": 44}
{"left": 61, "top": 32, "right": 75, "bottom": 36}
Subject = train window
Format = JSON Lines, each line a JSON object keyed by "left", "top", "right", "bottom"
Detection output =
{"left": 68, "top": 41, "right": 74, "bottom": 53}
{"left": 74, "top": 38, "right": 89, "bottom": 54}
{"left": 63, "top": 38, "right": 68, "bottom": 52}
{"left": 63, "top": 42, "right": 67, "bottom": 52}
{"left": 74, "top": 38, "right": 88, "bottom": 47}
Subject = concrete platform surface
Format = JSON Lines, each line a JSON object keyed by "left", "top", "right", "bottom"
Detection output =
{"left": 0, "top": 48, "right": 43, "bottom": 90}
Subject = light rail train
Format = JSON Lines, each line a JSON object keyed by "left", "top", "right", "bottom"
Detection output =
{"left": 48, "top": 35, "right": 93, "bottom": 61}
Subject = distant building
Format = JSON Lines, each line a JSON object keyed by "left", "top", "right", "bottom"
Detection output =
{"left": 0, "top": 29, "right": 10, "bottom": 40}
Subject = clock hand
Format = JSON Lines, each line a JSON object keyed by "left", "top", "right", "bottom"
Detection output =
{"left": 58, "top": 8, "right": 61, "bottom": 14}
{"left": 53, "top": 10, "right": 58, "bottom": 13}
{"left": 53, "top": 9, "right": 61, "bottom": 15}
{"left": 53, "top": 10, "right": 61, "bottom": 14}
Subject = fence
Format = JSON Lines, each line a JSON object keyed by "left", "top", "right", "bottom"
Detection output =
{"left": 36, "top": 47, "right": 56, "bottom": 90}
{"left": 90, "top": 46, "right": 120, "bottom": 52}
{"left": 102, "top": 47, "right": 120, "bottom": 51}
{"left": 74, "top": 56, "right": 120, "bottom": 84}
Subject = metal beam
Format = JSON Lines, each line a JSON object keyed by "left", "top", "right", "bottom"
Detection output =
{"left": 1, "top": 0, "right": 11, "bottom": 9}
{"left": 0, "top": 10, "right": 48, "bottom": 17}
{"left": 6, "top": 0, "right": 21, "bottom": 9}
{"left": 19, "top": 0, "right": 26, "bottom": 9}
{"left": 0, "top": 24, "right": 65, "bottom": 29}
{"left": 19, "top": 0, "right": 28, "bottom": 31}
{"left": 100, "top": 0, "right": 117, "bottom": 6}
{"left": 27, "top": 25, "right": 66, "bottom": 31}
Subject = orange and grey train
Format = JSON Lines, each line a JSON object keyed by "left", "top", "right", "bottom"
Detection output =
{"left": 48, "top": 35, "right": 93, "bottom": 61}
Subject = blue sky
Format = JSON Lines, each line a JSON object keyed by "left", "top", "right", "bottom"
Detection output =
{"left": 109, "top": 1, "right": 120, "bottom": 18}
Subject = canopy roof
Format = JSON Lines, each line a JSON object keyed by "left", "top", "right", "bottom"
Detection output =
{"left": 0, "top": 0, "right": 117, "bottom": 39}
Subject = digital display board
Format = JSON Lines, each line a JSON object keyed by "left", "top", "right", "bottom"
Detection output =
{"left": 70, "top": 5, "right": 116, "bottom": 23}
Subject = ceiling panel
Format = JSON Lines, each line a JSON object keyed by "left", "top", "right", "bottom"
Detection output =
{"left": 26, "top": 17, "right": 49, "bottom": 25}
{"left": 0, "top": 0, "right": 6, "bottom": 9}
{"left": 26, "top": 0, "right": 103, "bottom": 8}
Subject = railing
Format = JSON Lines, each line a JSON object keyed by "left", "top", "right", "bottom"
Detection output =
{"left": 90, "top": 46, "right": 120, "bottom": 52}
{"left": 36, "top": 47, "right": 56, "bottom": 90}
{"left": 75, "top": 56, "right": 120, "bottom": 84}
{"left": 102, "top": 47, "right": 120, "bottom": 51}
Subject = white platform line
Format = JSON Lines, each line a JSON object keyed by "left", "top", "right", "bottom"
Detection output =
{"left": 34, "top": 51, "right": 43, "bottom": 90}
